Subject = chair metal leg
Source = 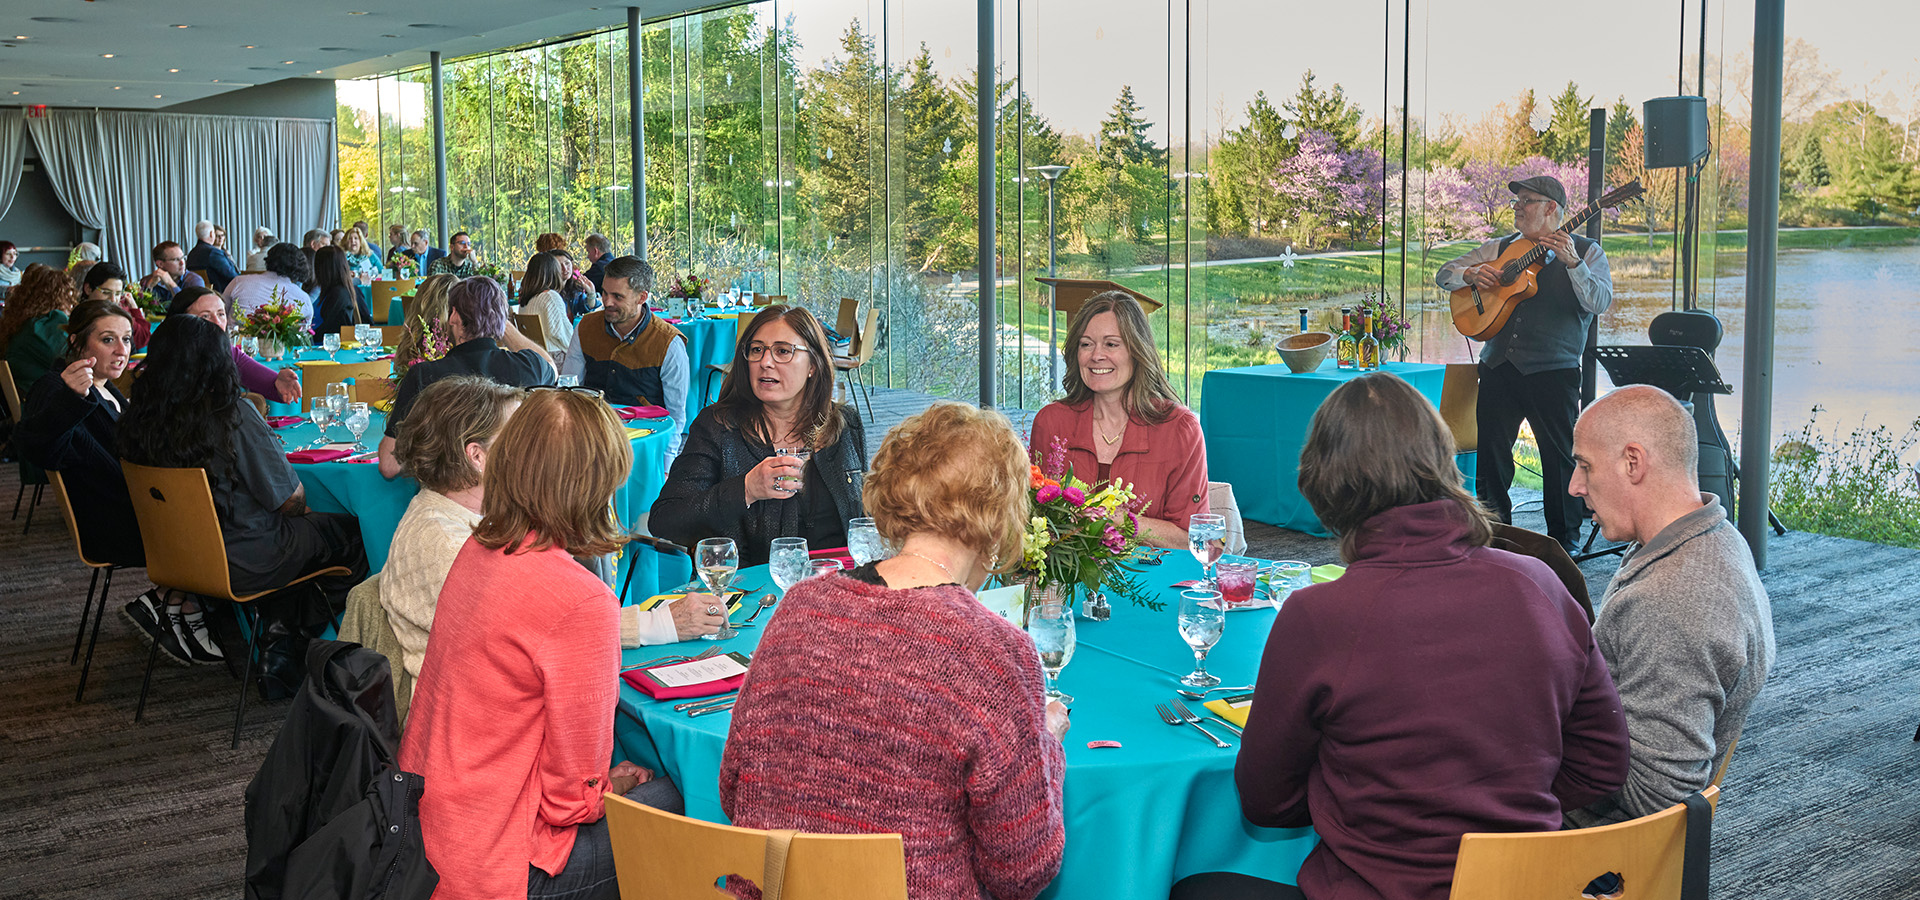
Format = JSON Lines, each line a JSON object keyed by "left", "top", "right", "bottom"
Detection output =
{"left": 11, "top": 482, "right": 21, "bottom": 520}
{"left": 75, "top": 567, "right": 113, "bottom": 703}
{"left": 21, "top": 482, "right": 41, "bottom": 535}
{"left": 854, "top": 366, "right": 875, "bottom": 421}
{"left": 70, "top": 568, "right": 102, "bottom": 664}
{"left": 134, "top": 619, "right": 162, "bottom": 722}
{"left": 232, "top": 606, "right": 259, "bottom": 749}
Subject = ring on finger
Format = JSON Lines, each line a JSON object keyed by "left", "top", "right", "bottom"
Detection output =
{"left": 706, "top": 605, "right": 721, "bottom": 615}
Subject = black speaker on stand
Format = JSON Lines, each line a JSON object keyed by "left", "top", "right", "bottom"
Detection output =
{"left": 1644, "top": 96, "right": 1711, "bottom": 310}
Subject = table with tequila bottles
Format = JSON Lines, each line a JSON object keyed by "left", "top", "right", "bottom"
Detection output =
{"left": 611, "top": 550, "right": 1321, "bottom": 900}
{"left": 1200, "top": 358, "right": 1445, "bottom": 535}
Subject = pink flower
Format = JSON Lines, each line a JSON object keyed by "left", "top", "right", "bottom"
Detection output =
{"left": 1101, "top": 524, "right": 1127, "bottom": 552}
{"left": 1036, "top": 484, "right": 1063, "bottom": 504}
{"left": 1063, "top": 486, "right": 1086, "bottom": 507}
{"left": 1044, "top": 436, "right": 1070, "bottom": 479}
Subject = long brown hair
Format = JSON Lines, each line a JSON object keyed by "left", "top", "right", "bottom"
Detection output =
{"left": 1059, "top": 291, "right": 1181, "bottom": 425}
{"left": 472, "top": 389, "right": 631, "bottom": 557}
{"left": 710, "top": 305, "right": 845, "bottom": 450}
{"left": 0, "top": 264, "right": 78, "bottom": 354}
{"left": 1297, "top": 373, "right": 1492, "bottom": 562}
{"left": 394, "top": 273, "right": 460, "bottom": 381}
{"left": 517, "top": 252, "right": 567, "bottom": 304}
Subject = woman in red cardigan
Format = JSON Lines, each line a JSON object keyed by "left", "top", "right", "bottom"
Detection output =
{"left": 721, "top": 401, "right": 1072, "bottom": 900}
{"left": 1027, "top": 291, "right": 1208, "bottom": 548}
{"left": 398, "top": 389, "right": 686, "bottom": 900}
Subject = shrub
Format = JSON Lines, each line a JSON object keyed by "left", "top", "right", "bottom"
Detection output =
{"left": 1769, "top": 409, "right": 1920, "bottom": 549}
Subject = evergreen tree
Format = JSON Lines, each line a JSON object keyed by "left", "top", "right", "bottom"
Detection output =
{"left": 1605, "top": 97, "right": 1636, "bottom": 175}
{"left": 1542, "top": 81, "right": 1592, "bottom": 165}
{"left": 1095, "top": 85, "right": 1166, "bottom": 170}
{"left": 1503, "top": 89, "right": 1545, "bottom": 161}
{"left": 1795, "top": 129, "right": 1831, "bottom": 187}
{"left": 800, "top": 21, "right": 886, "bottom": 249}
{"left": 896, "top": 44, "right": 967, "bottom": 267}
{"left": 1283, "top": 70, "right": 1364, "bottom": 152}
{"left": 1210, "top": 91, "right": 1295, "bottom": 234}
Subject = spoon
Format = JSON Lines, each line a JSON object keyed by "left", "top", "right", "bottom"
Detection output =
{"left": 1175, "top": 684, "right": 1254, "bottom": 700}
{"left": 734, "top": 594, "right": 777, "bottom": 627}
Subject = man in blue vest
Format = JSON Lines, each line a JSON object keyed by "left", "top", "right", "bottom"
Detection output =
{"left": 1436, "top": 175, "right": 1615, "bottom": 554}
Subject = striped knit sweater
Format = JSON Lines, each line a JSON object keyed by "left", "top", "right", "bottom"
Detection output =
{"left": 719, "top": 569, "right": 1066, "bottom": 899}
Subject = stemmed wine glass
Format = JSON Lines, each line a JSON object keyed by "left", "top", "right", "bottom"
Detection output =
{"left": 325, "top": 382, "right": 351, "bottom": 424}
{"left": 1177, "top": 588, "right": 1226, "bottom": 687}
{"left": 769, "top": 536, "right": 809, "bottom": 597}
{"left": 1188, "top": 513, "right": 1227, "bottom": 587}
{"left": 322, "top": 332, "right": 341, "bottom": 361}
{"left": 344, "top": 402, "right": 372, "bottom": 451}
{"left": 1028, "top": 601, "right": 1076, "bottom": 704}
{"left": 307, "top": 399, "right": 335, "bottom": 448}
{"left": 697, "top": 537, "right": 739, "bottom": 641}
{"left": 848, "top": 517, "right": 886, "bottom": 566}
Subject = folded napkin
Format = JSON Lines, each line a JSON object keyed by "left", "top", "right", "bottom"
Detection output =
{"left": 264, "top": 416, "right": 305, "bottom": 428}
{"left": 624, "top": 427, "right": 656, "bottom": 439}
{"left": 808, "top": 546, "right": 857, "bottom": 571}
{"left": 286, "top": 448, "right": 352, "bottom": 464}
{"left": 363, "top": 352, "right": 394, "bottom": 361}
{"left": 623, "top": 664, "right": 745, "bottom": 700}
{"left": 1203, "top": 692, "right": 1255, "bottom": 728}
{"left": 616, "top": 405, "right": 671, "bottom": 421}
{"left": 1311, "top": 564, "right": 1346, "bottom": 583}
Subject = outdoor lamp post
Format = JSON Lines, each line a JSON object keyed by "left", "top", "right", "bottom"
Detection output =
{"left": 1030, "top": 163, "right": 1070, "bottom": 390}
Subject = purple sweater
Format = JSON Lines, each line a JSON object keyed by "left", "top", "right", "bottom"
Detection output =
{"left": 719, "top": 571, "right": 1066, "bottom": 900}
{"left": 1236, "top": 499, "right": 1628, "bottom": 900}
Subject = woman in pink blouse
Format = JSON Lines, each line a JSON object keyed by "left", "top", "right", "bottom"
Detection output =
{"left": 397, "top": 389, "right": 683, "bottom": 900}
{"left": 1028, "top": 291, "right": 1209, "bottom": 548}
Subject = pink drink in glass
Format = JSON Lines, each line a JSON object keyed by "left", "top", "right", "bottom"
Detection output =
{"left": 1216, "top": 560, "right": 1259, "bottom": 607}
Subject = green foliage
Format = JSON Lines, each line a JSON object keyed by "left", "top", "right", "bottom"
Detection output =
{"left": 1813, "top": 99, "right": 1918, "bottom": 216}
{"left": 1604, "top": 97, "right": 1635, "bottom": 169}
{"left": 1770, "top": 410, "right": 1920, "bottom": 549}
{"left": 1095, "top": 85, "right": 1166, "bottom": 170}
{"left": 1541, "top": 81, "right": 1592, "bottom": 165}
{"left": 1283, "top": 70, "right": 1364, "bottom": 152}
{"left": 1208, "top": 91, "right": 1294, "bottom": 235}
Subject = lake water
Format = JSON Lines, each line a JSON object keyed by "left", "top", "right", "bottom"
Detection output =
{"left": 1414, "top": 244, "right": 1920, "bottom": 457}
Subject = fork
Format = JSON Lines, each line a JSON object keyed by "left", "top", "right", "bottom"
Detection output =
{"left": 1173, "top": 699, "right": 1242, "bottom": 737}
{"left": 674, "top": 692, "right": 739, "bottom": 712}
{"left": 622, "top": 646, "right": 724, "bottom": 672}
{"left": 1156, "top": 703, "right": 1229, "bottom": 748}
{"left": 1175, "top": 684, "right": 1254, "bottom": 700}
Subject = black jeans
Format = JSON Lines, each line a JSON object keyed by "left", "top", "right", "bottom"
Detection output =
{"left": 1476, "top": 362, "right": 1587, "bottom": 545}
{"left": 527, "top": 777, "right": 685, "bottom": 900}
{"left": 232, "top": 511, "right": 370, "bottom": 629}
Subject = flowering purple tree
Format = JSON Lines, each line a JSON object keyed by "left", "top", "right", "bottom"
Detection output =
{"left": 1265, "top": 130, "right": 1401, "bottom": 248}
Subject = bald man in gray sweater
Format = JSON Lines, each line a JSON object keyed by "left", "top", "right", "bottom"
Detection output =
{"left": 1563, "top": 386, "right": 1776, "bottom": 826}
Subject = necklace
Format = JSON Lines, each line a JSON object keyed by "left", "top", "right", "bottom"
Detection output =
{"left": 903, "top": 551, "right": 960, "bottom": 584}
{"left": 1096, "top": 417, "right": 1126, "bottom": 446}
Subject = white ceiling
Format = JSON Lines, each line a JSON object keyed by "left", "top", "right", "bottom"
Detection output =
{"left": 0, "top": 0, "right": 721, "bottom": 110}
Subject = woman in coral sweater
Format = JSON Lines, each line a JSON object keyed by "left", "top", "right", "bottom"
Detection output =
{"left": 398, "top": 389, "right": 689, "bottom": 900}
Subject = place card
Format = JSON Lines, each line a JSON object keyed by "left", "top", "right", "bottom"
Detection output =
{"left": 643, "top": 653, "right": 748, "bottom": 689}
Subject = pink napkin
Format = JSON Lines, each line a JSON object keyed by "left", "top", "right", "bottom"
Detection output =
{"left": 264, "top": 416, "right": 305, "bottom": 428}
{"left": 286, "top": 448, "right": 352, "bottom": 464}
{"left": 616, "top": 405, "right": 671, "bottom": 421}
{"left": 809, "top": 546, "right": 857, "bottom": 571}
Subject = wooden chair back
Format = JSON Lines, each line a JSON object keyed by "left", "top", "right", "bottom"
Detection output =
{"left": 512, "top": 312, "right": 548, "bottom": 350}
{"left": 1440, "top": 363, "right": 1479, "bottom": 453}
{"left": 242, "top": 392, "right": 270, "bottom": 417}
{"left": 47, "top": 471, "right": 111, "bottom": 570}
{"left": 298, "top": 359, "right": 396, "bottom": 406}
{"left": 377, "top": 324, "right": 408, "bottom": 347}
{"left": 0, "top": 359, "right": 23, "bottom": 418}
{"left": 834, "top": 297, "right": 858, "bottom": 341}
{"left": 851, "top": 306, "right": 880, "bottom": 365}
{"left": 1489, "top": 523, "right": 1593, "bottom": 623}
{"left": 757, "top": 293, "right": 788, "bottom": 307}
{"left": 604, "top": 794, "right": 907, "bottom": 900}
{"left": 191, "top": 268, "right": 211, "bottom": 286}
{"left": 119, "top": 462, "right": 245, "bottom": 601}
{"left": 1448, "top": 785, "right": 1718, "bottom": 900}
{"left": 736, "top": 312, "right": 759, "bottom": 348}
{"left": 370, "top": 280, "right": 413, "bottom": 324}
{"left": 1710, "top": 736, "right": 1738, "bottom": 788}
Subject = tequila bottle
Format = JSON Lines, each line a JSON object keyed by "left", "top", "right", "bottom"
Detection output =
{"left": 1335, "top": 307, "right": 1357, "bottom": 370}
{"left": 1359, "top": 312, "right": 1381, "bottom": 371}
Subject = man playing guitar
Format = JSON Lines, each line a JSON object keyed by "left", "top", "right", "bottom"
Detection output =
{"left": 1436, "top": 175, "right": 1615, "bottom": 553}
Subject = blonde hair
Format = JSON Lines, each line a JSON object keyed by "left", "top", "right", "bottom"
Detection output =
{"left": 473, "top": 390, "right": 632, "bottom": 557}
{"left": 864, "top": 402, "right": 1026, "bottom": 573}
{"left": 1059, "top": 291, "right": 1182, "bottom": 425}
{"left": 394, "top": 273, "right": 461, "bottom": 382}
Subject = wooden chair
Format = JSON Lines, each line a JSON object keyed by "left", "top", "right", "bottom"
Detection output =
{"left": 0, "top": 360, "right": 46, "bottom": 531}
{"left": 48, "top": 471, "right": 125, "bottom": 704}
{"left": 1489, "top": 523, "right": 1593, "bottom": 623}
{"left": 1448, "top": 786, "right": 1718, "bottom": 900}
{"left": 604, "top": 794, "right": 907, "bottom": 900}
{"left": 297, "top": 359, "right": 396, "bottom": 407}
{"left": 834, "top": 297, "right": 859, "bottom": 343}
{"left": 242, "top": 392, "right": 270, "bottom": 418}
{"left": 191, "top": 267, "right": 211, "bottom": 286}
{"left": 1710, "top": 736, "right": 1738, "bottom": 789}
{"left": 337, "top": 572, "right": 412, "bottom": 731}
{"left": 120, "top": 461, "right": 353, "bottom": 747}
{"left": 512, "top": 312, "right": 548, "bottom": 351}
{"left": 1440, "top": 363, "right": 1479, "bottom": 494}
{"left": 370, "top": 279, "right": 413, "bottom": 324}
{"left": 832, "top": 305, "right": 880, "bottom": 420}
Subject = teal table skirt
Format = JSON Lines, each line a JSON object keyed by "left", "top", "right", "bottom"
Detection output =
{"left": 613, "top": 554, "right": 1318, "bottom": 899}
{"left": 674, "top": 316, "right": 740, "bottom": 414}
{"left": 283, "top": 412, "right": 686, "bottom": 597}
{"left": 1201, "top": 359, "right": 1445, "bottom": 535}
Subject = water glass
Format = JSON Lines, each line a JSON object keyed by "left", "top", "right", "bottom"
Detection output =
{"left": 307, "top": 401, "right": 335, "bottom": 447}
{"left": 1215, "top": 559, "right": 1260, "bottom": 607}
{"left": 344, "top": 402, "right": 371, "bottom": 451}
{"left": 848, "top": 517, "right": 886, "bottom": 565}
{"left": 773, "top": 447, "right": 811, "bottom": 494}
{"left": 1271, "top": 560, "right": 1312, "bottom": 604}
{"left": 555, "top": 374, "right": 581, "bottom": 388}
{"left": 1177, "top": 588, "right": 1226, "bottom": 688}
{"left": 696, "top": 537, "right": 740, "bottom": 641}
{"left": 322, "top": 332, "right": 341, "bottom": 360}
{"left": 325, "top": 382, "right": 351, "bottom": 420}
{"left": 1188, "top": 514, "right": 1227, "bottom": 585}
{"left": 769, "top": 537, "right": 810, "bottom": 594}
{"left": 808, "top": 559, "right": 843, "bottom": 579}
{"left": 241, "top": 335, "right": 259, "bottom": 357}
{"left": 1028, "top": 601, "right": 1076, "bottom": 703}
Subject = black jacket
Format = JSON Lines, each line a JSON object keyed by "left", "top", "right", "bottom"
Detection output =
{"left": 651, "top": 404, "right": 866, "bottom": 567}
{"left": 245, "top": 640, "right": 436, "bottom": 900}
{"left": 16, "top": 371, "right": 142, "bottom": 566}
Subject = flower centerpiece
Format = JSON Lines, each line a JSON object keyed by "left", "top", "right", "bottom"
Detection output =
{"left": 667, "top": 271, "right": 709, "bottom": 300}
{"left": 1017, "top": 437, "right": 1162, "bottom": 618}
{"left": 1354, "top": 290, "right": 1411, "bottom": 356}
{"left": 387, "top": 251, "right": 417, "bottom": 278}
{"left": 474, "top": 261, "right": 510, "bottom": 293}
{"left": 130, "top": 285, "right": 167, "bottom": 321}
{"left": 236, "top": 287, "right": 309, "bottom": 358}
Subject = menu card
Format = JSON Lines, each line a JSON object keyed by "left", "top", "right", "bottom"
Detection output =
{"left": 643, "top": 653, "right": 748, "bottom": 689}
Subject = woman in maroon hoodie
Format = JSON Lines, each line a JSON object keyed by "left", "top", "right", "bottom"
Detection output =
{"left": 1178, "top": 373, "right": 1629, "bottom": 900}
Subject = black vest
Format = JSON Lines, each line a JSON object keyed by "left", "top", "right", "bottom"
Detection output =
{"left": 1480, "top": 232, "right": 1596, "bottom": 375}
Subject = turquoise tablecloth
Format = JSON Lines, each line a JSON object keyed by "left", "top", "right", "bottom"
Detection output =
{"left": 674, "top": 316, "right": 739, "bottom": 413}
{"left": 280, "top": 411, "right": 688, "bottom": 597}
{"left": 613, "top": 555, "right": 1319, "bottom": 899}
{"left": 1201, "top": 359, "right": 1444, "bottom": 535}
{"left": 258, "top": 346, "right": 391, "bottom": 417}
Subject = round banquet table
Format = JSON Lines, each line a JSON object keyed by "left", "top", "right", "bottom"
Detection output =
{"left": 612, "top": 553, "right": 1318, "bottom": 899}
{"left": 278, "top": 410, "right": 690, "bottom": 598}
{"left": 257, "top": 345, "right": 392, "bottom": 416}
{"left": 668, "top": 314, "right": 742, "bottom": 416}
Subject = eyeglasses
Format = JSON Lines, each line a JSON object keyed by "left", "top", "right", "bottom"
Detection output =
{"left": 1510, "top": 197, "right": 1552, "bottom": 209}
{"left": 530, "top": 384, "right": 604, "bottom": 399}
{"left": 160, "top": 255, "right": 186, "bottom": 263}
{"left": 745, "top": 342, "right": 810, "bottom": 363}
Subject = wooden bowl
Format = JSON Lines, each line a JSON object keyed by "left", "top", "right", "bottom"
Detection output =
{"left": 1276, "top": 332, "right": 1334, "bottom": 374}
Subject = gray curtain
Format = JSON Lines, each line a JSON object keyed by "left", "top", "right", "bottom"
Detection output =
{"left": 0, "top": 110, "right": 25, "bottom": 222}
{"left": 26, "top": 108, "right": 337, "bottom": 266}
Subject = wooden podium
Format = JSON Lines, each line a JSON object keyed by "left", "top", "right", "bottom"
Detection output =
{"left": 1034, "top": 278, "right": 1165, "bottom": 317}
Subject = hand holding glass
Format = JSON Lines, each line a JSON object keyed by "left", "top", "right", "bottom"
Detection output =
{"left": 696, "top": 538, "right": 740, "bottom": 641}
{"left": 1177, "top": 588, "right": 1226, "bottom": 687}
{"left": 1028, "top": 601, "right": 1076, "bottom": 703}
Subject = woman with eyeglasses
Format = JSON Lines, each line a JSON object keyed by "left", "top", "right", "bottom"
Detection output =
{"left": 650, "top": 305, "right": 865, "bottom": 567}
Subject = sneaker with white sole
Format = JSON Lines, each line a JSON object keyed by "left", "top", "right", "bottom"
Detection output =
{"left": 171, "top": 608, "right": 225, "bottom": 664}
{"left": 124, "top": 592, "right": 193, "bottom": 667}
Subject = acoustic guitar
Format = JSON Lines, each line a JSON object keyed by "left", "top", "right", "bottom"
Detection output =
{"left": 1449, "top": 180, "right": 1646, "bottom": 340}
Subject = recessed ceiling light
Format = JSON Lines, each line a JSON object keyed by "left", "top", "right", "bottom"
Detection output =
{"left": 112, "top": 85, "right": 122, "bottom": 90}
{"left": 347, "top": 10, "right": 369, "bottom": 14}
{"left": 314, "top": 70, "right": 323, "bottom": 74}
{"left": 101, "top": 53, "right": 114, "bottom": 58}
{"left": 168, "top": 68, "right": 179, "bottom": 73}
{"left": 13, "top": 35, "right": 27, "bottom": 40}
{"left": 153, "top": 94, "right": 163, "bottom": 99}
{"left": 211, "top": 78, "right": 220, "bottom": 82}
{"left": 9, "top": 92, "right": 17, "bottom": 96}
{"left": 243, "top": 45, "right": 255, "bottom": 49}
{"left": 172, "top": 24, "right": 189, "bottom": 29}
{"left": 282, "top": 60, "right": 295, "bottom": 64}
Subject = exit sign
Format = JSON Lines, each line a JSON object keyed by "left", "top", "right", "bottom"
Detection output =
{"left": 26, "top": 105, "right": 48, "bottom": 118}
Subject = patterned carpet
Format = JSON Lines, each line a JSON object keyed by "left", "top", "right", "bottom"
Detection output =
{"left": 1, "top": 450, "right": 1915, "bottom": 897}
